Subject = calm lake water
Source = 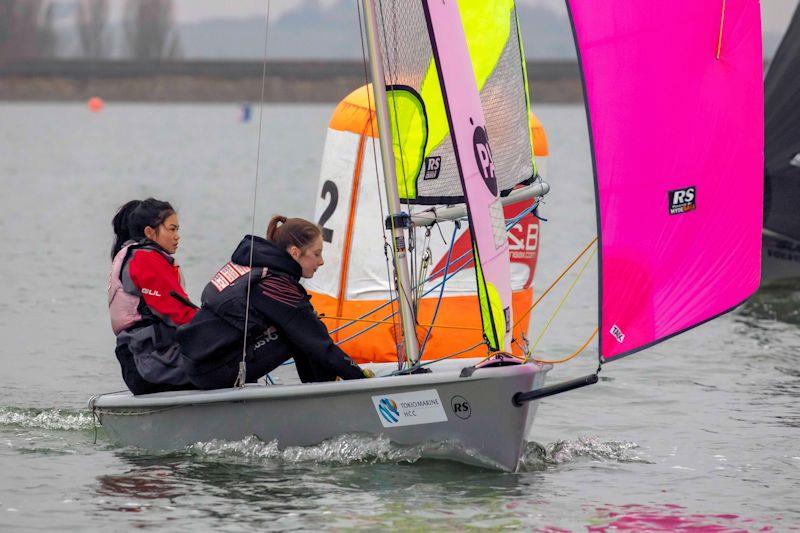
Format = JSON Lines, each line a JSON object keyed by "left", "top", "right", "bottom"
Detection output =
{"left": 0, "top": 102, "right": 798, "bottom": 531}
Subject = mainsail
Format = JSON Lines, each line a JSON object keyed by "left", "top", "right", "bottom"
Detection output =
{"left": 764, "top": 3, "right": 800, "bottom": 244}
{"left": 567, "top": 0, "right": 764, "bottom": 361}
{"left": 373, "top": 0, "right": 535, "bottom": 205}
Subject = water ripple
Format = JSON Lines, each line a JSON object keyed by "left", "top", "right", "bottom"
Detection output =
{"left": 0, "top": 406, "right": 95, "bottom": 431}
{"left": 520, "top": 436, "right": 651, "bottom": 470}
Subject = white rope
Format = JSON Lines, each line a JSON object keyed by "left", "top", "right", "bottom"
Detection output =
{"left": 235, "top": 0, "right": 272, "bottom": 388}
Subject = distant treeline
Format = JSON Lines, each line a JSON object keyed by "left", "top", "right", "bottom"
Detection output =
{"left": 0, "top": 59, "right": 584, "bottom": 103}
{"left": 0, "top": 0, "right": 180, "bottom": 61}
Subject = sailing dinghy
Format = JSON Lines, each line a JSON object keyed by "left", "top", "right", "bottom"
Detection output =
{"left": 91, "top": 0, "right": 764, "bottom": 472}
{"left": 763, "top": 2, "right": 800, "bottom": 285}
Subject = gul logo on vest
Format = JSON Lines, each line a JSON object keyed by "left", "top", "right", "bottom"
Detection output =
{"left": 371, "top": 389, "right": 448, "bottom": 428}
{"left": 472, "top": 120, "right": 497, "bottom": 195}
{"left": 141, "top": 288, "right": 161, "bottom": 297}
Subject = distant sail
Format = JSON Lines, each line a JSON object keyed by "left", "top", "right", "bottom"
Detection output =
{"left": 307, "top": 86, "right": 547, "bottom": 362}
{"left": 567, "top": 0, "right": 764, "bottom": 361}
{"left": 764, "top": 3, "right": 800, "bottom": 242}
{"left": 372, "top": 0, "right": 534, "bottom": 205}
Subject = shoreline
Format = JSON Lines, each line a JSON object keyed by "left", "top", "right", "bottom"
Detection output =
{"left": 0, "top": 59, "right": 583, "bottom": 103}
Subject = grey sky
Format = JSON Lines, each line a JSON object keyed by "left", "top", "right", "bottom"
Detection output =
{"left": 162, "top": 0, "right": 799, "bottom": 36}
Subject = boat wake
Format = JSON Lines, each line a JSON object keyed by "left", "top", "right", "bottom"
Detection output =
{"left": 519, "top": 436, "right": 651, "bottom": 471}
{"left": 0, "top": 408, "right": 650, "bottom": 471}
{"left": 0, "top": 406, "right": 95, "bottom": 431}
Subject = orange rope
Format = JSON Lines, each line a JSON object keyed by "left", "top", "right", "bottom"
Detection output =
{"left": 320, "top": 315, "right": 482, "bottom": 331}
{"left": 531, "top": 327, "right": 598, "bottom": 364}
{"left": 514, "top": 237, "right": 598, "bottom": 327}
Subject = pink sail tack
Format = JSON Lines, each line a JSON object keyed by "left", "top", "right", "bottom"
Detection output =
{"left": 566, "top": 0, "right": 764, "bottom": 360}
{"left": 422, "top": 0, "right": 513, "bottom": 351}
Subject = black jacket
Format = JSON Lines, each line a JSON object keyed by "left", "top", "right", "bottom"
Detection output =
{"left": 178, "top": 235, "right": 365, "bottom": 387}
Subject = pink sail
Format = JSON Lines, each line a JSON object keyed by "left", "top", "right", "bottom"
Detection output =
{"left": 566, "top": 0, "right": 764, "bottom": 361}
{"left": 422, "top": 0, "right": 513, "bottom": 352}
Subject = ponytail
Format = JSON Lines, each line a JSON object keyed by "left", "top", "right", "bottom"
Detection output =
{"left": 111, "top": 198, "right": 176, "bottom": 259}
{"left": 266, "top": 215, "right": 322, "bottom": 251}
{"left": 111, "top": 200, "right": 141, "bottom": 259}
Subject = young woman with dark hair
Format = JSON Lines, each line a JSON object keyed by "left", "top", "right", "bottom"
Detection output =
{"left": 178, "top": 215, "right": 368, "bottom": 389}
{"left": 108, "top": 198, "right": 198, "bottom": 395}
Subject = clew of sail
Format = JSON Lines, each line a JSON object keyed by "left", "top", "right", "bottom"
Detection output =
{"left": 567, "top": 0, "right": 764, "bottom": 361}
{"left": 421, "top": 0, "right": 512, "bottom": 352}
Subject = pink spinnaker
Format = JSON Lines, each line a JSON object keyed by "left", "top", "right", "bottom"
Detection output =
{"left": 566, "top": 0, "right": 764, "bottom": 361}
{"left": 423, "top": 0, "right": 513, "bottom": 352}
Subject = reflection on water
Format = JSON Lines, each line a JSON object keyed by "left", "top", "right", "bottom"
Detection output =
{"left": 82, "top": 434, "right": 658, "bottom": 528}
{"left": 586, "top": 503, "right": 777, "bottom": 532}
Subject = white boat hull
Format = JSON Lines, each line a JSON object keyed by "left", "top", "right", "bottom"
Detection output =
{"left": 90, "top": 362, "right": 550, "bottom": 472}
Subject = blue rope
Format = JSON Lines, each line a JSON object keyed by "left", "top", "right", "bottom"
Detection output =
{"left": 418, "top": 223, "right": 458, "bottom": 358}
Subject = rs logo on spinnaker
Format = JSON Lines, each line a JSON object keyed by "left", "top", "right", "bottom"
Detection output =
{"left": 668, "top": 186, "right": 696, "bottom": 215}
{"left": 377, "top": 398, "right": 399, "bottom": 424}
{"left": 472, "top": 121, "right": 497, "bottom": 195}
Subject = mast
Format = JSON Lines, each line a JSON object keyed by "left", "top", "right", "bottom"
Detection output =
{"left": 362, "top": 0, "right": 420, "bottom": 365}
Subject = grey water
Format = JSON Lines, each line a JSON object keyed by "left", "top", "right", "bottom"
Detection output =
{"left": 0, "top": 102, "right": 798, "bottom": 531}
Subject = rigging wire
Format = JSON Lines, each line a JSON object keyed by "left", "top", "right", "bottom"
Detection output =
{"left": 418, "top": 223, "right": 458, "bottom": 356}
{"left": 377, "top": 0, "right": 419, "bottom": 369}
{"left": 327, "top": 199, "right": 543, "bottom": 337}
{"left": 234, "top": 0, "right": 271, "bottom": 389}
{"left": 526, "top": 243, "right": 597, "bottom": 357}
{"left": 513, "top": 236, "right": 597, "bottom": 328}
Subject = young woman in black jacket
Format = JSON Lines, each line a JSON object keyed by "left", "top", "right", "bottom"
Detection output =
{"left": 179, "top": 215, "right": 368, "bottom": 389}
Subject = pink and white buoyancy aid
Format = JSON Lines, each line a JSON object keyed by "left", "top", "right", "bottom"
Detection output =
{"left": 108, "top": 242, "right": 143, "bottom": 335}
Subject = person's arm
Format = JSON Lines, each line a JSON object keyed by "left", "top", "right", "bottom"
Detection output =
{"left": 128, "top": 250, "right": 197, "bottom": 326}
{"left": 255, "top": 275, "right": 365, "bottom": 380}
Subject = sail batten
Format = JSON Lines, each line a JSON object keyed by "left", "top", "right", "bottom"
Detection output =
{"left": 567, "top": 0, "right": 764, "bottom": 361}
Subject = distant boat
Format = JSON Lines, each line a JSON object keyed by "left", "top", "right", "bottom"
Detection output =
{"left": 90, "top": 0, "right": 764, "bottom": 472}
{"left": 763, "top": 2, "right": 800, "bottom": 285}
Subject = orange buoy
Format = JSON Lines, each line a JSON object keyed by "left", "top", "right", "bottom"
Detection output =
{"left": 87, "top": 97, "right": 104, "bottom": 112}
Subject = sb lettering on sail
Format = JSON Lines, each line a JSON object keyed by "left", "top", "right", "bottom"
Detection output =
{"left": 506, "top": 202, "right": 540, "bottom": 289}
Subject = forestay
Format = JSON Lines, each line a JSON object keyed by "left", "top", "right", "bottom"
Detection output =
{"left": 567, "top": 0, "right": 764, "bottom": 361}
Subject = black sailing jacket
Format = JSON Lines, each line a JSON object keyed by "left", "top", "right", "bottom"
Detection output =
{"left": 178, "top": 235, "right": 365, "bottom": 388}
